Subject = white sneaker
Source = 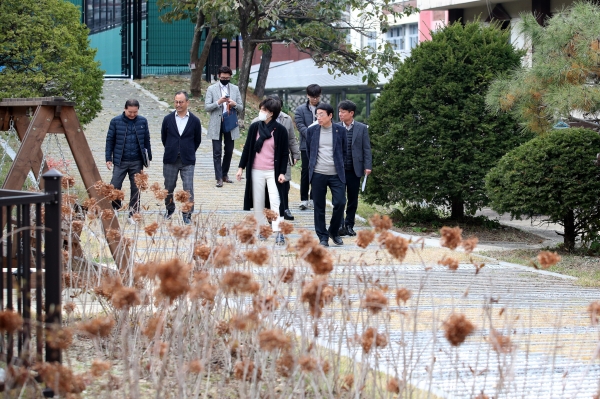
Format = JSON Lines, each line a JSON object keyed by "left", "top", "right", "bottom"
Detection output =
{"left": 308, "top": 200, "right": 314, "bottom": 209}
{"left": 127, "top": 216, "right": 136, "bottom": 225}
{"left": 299, "top": 201, "right": 308, "bottom": 210}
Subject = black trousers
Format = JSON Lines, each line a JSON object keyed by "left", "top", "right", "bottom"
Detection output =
{"left": 344, "top": 168, "right": 362, "bottom": 228}
{"left": 110, "top": 160, "right": 143, "bottom": 214}
{"left": 279, "top": 181, "right": 290, "bottom": 213}
{"left": 300, "top": 150, "right": 311, "bottom": 201}
{"left": 311, "top": 172, "right": 346, "bottom": 242}
{"left": 212, "top": 125, "right": 234, "bottom": 180}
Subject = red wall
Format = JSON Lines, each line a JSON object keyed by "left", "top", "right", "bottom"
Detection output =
{"left": 222, "top": 42, "right": 312, "bottom": 70}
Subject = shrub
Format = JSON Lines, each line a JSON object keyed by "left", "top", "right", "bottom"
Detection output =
{"left": 365, "top": 21, "right": 533, "bottom": 218}
{"left": 486, "top": 128, "right": 600, "bottom": 250}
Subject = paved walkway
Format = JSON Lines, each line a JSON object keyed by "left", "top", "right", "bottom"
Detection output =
{"left": 60, "top": 81, "right": 600, "bottom": 398}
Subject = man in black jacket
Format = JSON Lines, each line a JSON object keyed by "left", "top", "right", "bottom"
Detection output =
{"left": 161, "top": 91, "right": 202, "bottom": 224}
{"left": 294, "top": 84, "right": 321, "bottom": 210}
{"left": 105, "top": 99, "right": 152, "bottom": 224}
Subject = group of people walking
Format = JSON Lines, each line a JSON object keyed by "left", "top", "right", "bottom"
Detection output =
{"left": 105, "top": 66, "right": 372, "bottom": 247}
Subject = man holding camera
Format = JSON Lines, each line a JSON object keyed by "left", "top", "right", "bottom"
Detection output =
{"left": 205, "top": 66, "right": 244, "bottom": 187}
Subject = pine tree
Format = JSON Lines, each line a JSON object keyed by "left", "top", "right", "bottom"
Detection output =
{"left": 486, "top": 1, "right": 600, "bottom": 133}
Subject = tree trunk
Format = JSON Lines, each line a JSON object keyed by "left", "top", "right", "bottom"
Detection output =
{"left": 189, "top": 11, "right": 206, "bottom": 98}
{"left": 193, "top": 15, "right": 218, "bottom": 94}
{"left": 237, "top": 35, "right": 257, "bottom": 122}
{"left": 563, "top": 209, "right": 576, "bottom": 251}
{"left": 450, "top": 197, "right": 464, "bottom": 219}
{"left": 253, "top": 43, "right": 272, "bottom": 98}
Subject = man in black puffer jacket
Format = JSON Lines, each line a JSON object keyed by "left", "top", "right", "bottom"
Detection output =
{"left": 105, "top": 99, "right": 152, "bottom": 224}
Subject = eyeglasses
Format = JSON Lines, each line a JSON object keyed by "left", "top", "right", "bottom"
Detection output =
{"left": 174, "top": 100, "right": 187, "bottom": 104}
{"left": 316, "top": 113, "right": 329, "bottom": 118}
{"left": 309, "top": 96, "right": 321, "bottom": 100}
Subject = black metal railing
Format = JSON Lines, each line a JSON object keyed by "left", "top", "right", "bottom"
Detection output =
{"left": 0, "top": 169, "right": 62, "bottom": 364}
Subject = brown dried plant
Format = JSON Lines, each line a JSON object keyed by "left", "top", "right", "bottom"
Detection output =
{"left": 279, "top": 221, "right": 294, "bottom": 235}
{"left": 378, "top": 232, "right": 409, "bottom": 261}
{"left": 361, "top": 327, "right": 388, "bottom": 353}
{"left": 134, "top": 261, "right": 158, "bottom": 281}
{"left": 443, "top": 313, "right": 475, "bottom": 346}
{"left": 90, "top": 360, "right": 111, "bottom": 377}
{"left": 229, "top": 311, "right": 260, "bottom": 331}
{"left": 93, "top": 181, "right": 114, "bottom": 198}
{"left": 218, "top": 224, "right": 229, "bottom": 236}
{"left": 35, "top": 362, "right": 87, "bottom": 395}
{"left": 440, "top": 226, "right": 462, "bottom": 250}
{"left": 386, "top": 377, "right": 401, "bottom": 394}
{"left": 101, "top": 209, "right": 115, "bottom": 221}
{"left": 181, "top": 202, "right": 194, "bottom": 214}
{"left": 144, "top": 222, "right": 159, "bottom": 237}
{"left": 212, "top": 244, "right": 234, "bottom": 267}
{"left": 301, "top": 277, "right": 335, "bottom": 317}
{"left": 489, "top": 329, "right": 513, "bottom": 353}
{"left": 64, "top": 302, "right": 76, "bottom": 314}
{"left": 341, "top": 374, "right": 354, "bottom": 390}
{"left": 461, "top": 236, "right": 479, "bottom": 253}
{"left": 6, "top": 366, "right": 29, "bottom": 388}
{"left": 537, "top": 251, "right": 561, "bottom": 269}
{"left": 234, "top": 359, "right": 260, "bottom": 381}
{"left": 253, "top": 295, "right": 279, "bottom": 313}
{"left": 72, "top": 220, "right": 84, "bottom": 235}
{"left": 77, "top": 317, "right": 115, "bottom": 338}
{"left": 264, "top": 208, "right": 279, "bottom": 222}
{"left": 189, "top": 280, "right": 218, "bottom": 302}
{"left": 369, "top": 214, "right": 393, "bottom": 232}
{"left": 258, "top": 328, "right": 291, "bottom": 351}
{"left": 356, "top": 229, "right": 375, "bottom": 248}
{"left": 298, "top": 356, "right": 317, "bottom": 373}
{"left": 280, "top": 268, "right": 295, "bottom": 283}
{"left": 362, "top": 289, "right": 388, "bottom": 314}
{"left": 169, "top": 225, "right": 192, "bottom": 240}
{"left": 220, "top": 271, "right": 260, "bottom": 295}
{"left": 46, "top": 327, "right": 74, "bottom": 350}
{"left": 276, "top": 352, "right": 295, "bottom": 377}
{"left": 193, "top": 242, "right": 212, "bottom": 261}
{"left": 174, "top": 190, "right": 191, "bottom": 203}
{"left": 0, "top": 309, "right": 24, "bottom": 333}
{"left": 93, "top": 274, "right": 122, "bottom": 301}
{"left": 588, "top": 301, "right": 600, "bottom": 325}
{"left": 260, "top": 224, "right": 273, "bottom": 238}
{"left": 111, "top": 286, "right": 141, "bottom": 309}
{"left": 61, "top": 175, "right": 76, "bottom": 189}
{"left": 133, "top": 170, "right": 149, "bottom": 191}
{"left": 439, "top": 256, "right": 460, "bottom": 271}
{"left": 143, "top": 314, "right": 164, "bottom": 338}
{"left": 396, "top": 288, "right": 412, "bottom": 305}
{"left": 186, "top": 360, "right": 204, "bottom": 374}
{"left": 244, "top": 247, "right": 270, "bottom": 265}
{"left": 156, "top": 259, "right": 192, "bottom": 301}
{"left": 296, "top": 230, "right": 333, "bottom": 274}
{"left": 150, "top": 182, "right": 168, "bottom": 200}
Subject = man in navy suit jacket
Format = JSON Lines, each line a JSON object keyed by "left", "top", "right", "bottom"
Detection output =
{"left": 306, "top": 103, "right": 347, "bottom": 247}
{"left": 161, "top": 91, "right": 202, "bottom": 224}
{"left": 337, "top": 100, "right": 372, "bottom": 237}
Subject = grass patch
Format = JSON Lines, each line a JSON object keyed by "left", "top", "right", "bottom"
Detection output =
{"left": 480, "top": 248, "right": 600, "bottom": 286}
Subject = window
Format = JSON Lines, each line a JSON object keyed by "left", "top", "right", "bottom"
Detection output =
{"left": 366, "top": 31, "right": 378, "bottom": 49}
{"left": 386, "top": 23, "right": 418, "bottom": 52}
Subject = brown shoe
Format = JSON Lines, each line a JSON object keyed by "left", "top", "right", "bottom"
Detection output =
{"left": 223, "top": 176, "right": 234, "bottom": 183}
{"left": 216, "top": 179, "right": 223, "bottom": 187}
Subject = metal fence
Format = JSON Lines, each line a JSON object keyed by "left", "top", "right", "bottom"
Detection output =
{"left": 0, "top": 170, "right": 63, "bottom": 364}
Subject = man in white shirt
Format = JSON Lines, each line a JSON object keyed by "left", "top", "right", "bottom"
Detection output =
{"left": 161, "top": 91, "right": 202, "bottom": 224}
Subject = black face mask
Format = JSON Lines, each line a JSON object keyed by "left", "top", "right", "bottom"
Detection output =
{"left": 220, "top": 79, "right": 230, "bottom": 86}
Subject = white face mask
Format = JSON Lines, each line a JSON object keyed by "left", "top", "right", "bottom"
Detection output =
{"left": 258, "top": 111, "right": 270, "bottom": 121}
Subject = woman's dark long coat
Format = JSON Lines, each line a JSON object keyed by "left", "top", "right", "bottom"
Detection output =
{"left": 238, "top": 120, "right": 289, "bottom": 216}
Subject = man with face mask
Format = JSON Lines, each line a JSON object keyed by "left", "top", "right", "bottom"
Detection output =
{"left": 205, "top": 66, "right": 244, "bottom": 187}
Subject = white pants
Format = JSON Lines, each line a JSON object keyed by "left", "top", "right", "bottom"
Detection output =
{"left": 252, "top": 169, "right": 282, "bottom": 231}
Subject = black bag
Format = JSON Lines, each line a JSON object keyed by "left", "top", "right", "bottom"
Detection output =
{"left": 222, "top": 108, "right": 238, "bottom": 132}
{"left": 133, "top": 125, "right": 150, "bottom": 168}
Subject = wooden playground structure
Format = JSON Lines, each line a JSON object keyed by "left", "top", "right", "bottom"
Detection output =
{"left": 0, "top": 97, "right": 127, "bottom": 267}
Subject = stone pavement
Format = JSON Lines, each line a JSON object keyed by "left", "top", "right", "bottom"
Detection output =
{"left": 60, "top": 81, "right": 600, "bottom": 397}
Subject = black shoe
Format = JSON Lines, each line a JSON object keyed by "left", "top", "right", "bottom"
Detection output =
{"left": 183, "top": 214, "right": 192, "bottom": 225}
{"left": 346, "top": 226, "right": 357, "bottom": 236}
{"left": 329, "top": 233, "right": 343, "bottom": 246}
{"left": 216, "top": 179, "right": 223, "bottom": 188}
{"left": 319, "top": 239, "right": 329, "bottom": 247}
{"left": 284, "top": 209, "right": 294, "bottom": 221}
{"left": 338, "top": 226, "right": 349, "bottom": 237}
{"left": 223, "top": 176, "right": 234, "bottom": 184}
{"left": 275, "top": 232, "right": 285, "bottom": 246}
{"left": 164, "top": 210, "right": 174, "bottom": 220}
